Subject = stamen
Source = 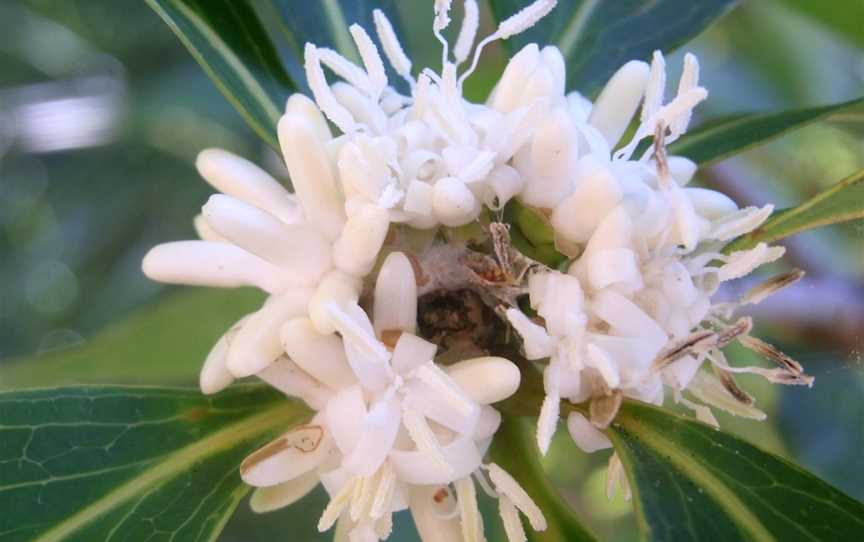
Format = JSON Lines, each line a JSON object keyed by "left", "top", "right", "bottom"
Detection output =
{"left": 716, "top": 317, "right": 753, "bottom": 348}
{"left": 671, "top": 53, "right": 700, "bottom": 135}
{"left": 349, "top": 24, "right": 388, "bottom": 100}
{"left": 317, "top": 47, "right": 374, "bottom": 96}
{"left": 738, "top": 335, "right": 804, "bottom": 374}
{"left": 372, "top": 9, "right": 414, "bottom": 85}
{"left": 402, "top": 409, "right": 455, "bottom": 477}
{"left": 459, "top": 0, "right": 558, "bottom": 87}
{"left": 369, "top": 463, "right": 397, "bottom": 520}
{"left": 350, "top": 472, "right": 376, "bottom": 521}
{"left": 318, "top": 477, "right": 357, "bottom": 531}
{"left": 454, "top": 476, "right": 485, "bottom": 542}
{"left": 652, "top": 329, "right": 715, "bottom": 370}
{"left": 741, "top": 269, "right": 805, "bottom": 305}
{"left": 434, "top": 0, "right": 453, "bottom": 67}
{"left": 487, "top": 463, "right": 547, "bottom": 531}
{"left": 713, "top": 365, "right": 755, "bottom": 406}
{"left": 642, "top": 50, "right": 666, "bottom": 123}
{"left": 498, "top": 497, "right": 527, "bottom": 542}
{"left": 304, "top": 44, "right": 356, "bottom": 134}
{"left": 454, "top": 0, "right": 480, "bottom": 65}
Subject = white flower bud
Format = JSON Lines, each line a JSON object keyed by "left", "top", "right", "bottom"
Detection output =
{"left": 202, "top": 195, "right": 332, "bottom": 284}
{"left": 530, "top": 106, "right": 578, "bottom": 179}
{"left": 333, "top": 203, "right": 390, "bottom": 276}
{"left": 587, "top": 248, "right": 642, "bottom": 292}
{"left": 278, "top": 114, "right": 346, "bottom": 241}
{"left": 668, "top": 156, "right": 698, "bottom": 186}
{"left": 446, "top": 356, "right": 521, "bottom": 404}
{"left": 249, "top": 471, "right": 320, "bottom": 513}
{"left": 433, "top": 176, "right": 480, "bottom": 226}
{"left": 490, "top": 44, "right": 540, "bottom": 113}
{"left": 227, "top": 290, "right": 313, "bottom": 377}
{"left": 589, "top": 60, "right": 650, "bottom": 147}
{"left": 308, "top": 270, "right": 363, "bottom": 334}
{"left": 374, "top": 251, "right": 418, "bottom": 336}
{"left": 285, "top": 93, "right": 331, "bottom": 142}
{"left": 241, "top": 420, "right": 333, "bottom": 487}
{"left": 280, "top": 317, "right": 356, "bottom": 390}
{"left": 200, "top": 316, "right": 249, "bottom": 395}
{"left": 141, "top": 241, "right": 283, "bottom": 293}
{"left": 684, "top": 188, "right": 738, "bottom": 220}
{"left": 196, "top": 149, "right": 301, "bottom": 224}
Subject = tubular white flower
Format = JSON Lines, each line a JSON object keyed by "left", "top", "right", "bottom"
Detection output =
{"left": 373, "top": 252, "right": 418, "bottom": 336}
{"left": 588, "top": 60, "right": 650, "bottom": 147}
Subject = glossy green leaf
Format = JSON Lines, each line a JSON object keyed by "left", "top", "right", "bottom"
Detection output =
{"left": 490, "top": 414, "right": 596, "bottom": 542}
{"left": 488, "top": 0, "right": 738, "bottom": 96}
{"left": 670, "top": 97, "right": 864, "bottom": 165}
{"left": 724, "top": 167, "right": 864, "bottom": 253}
{"left": 608, "top": 401, "right": 864, "bottom": 541}
{"left": 145, "top": 0, "right": 296, "bottom": 148}
{"left": 0, "top": 385, "right": 309, "bottom": 542}
{"left": 0, "top": 289, "right": 264, "bottom": 389}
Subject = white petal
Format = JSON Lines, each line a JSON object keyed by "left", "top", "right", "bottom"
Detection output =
{"left": 327, "top": 302, "right": 392, "bottom": 391}
{"left": 278, "top": 114, "right": 346, "bottom": 240}
{"left": 309, "top": 270, "right": 363, "bottom": 334}
{"left": 141, "top": 241, "right": 283, "bottom": 293}
{"left": 484, "top": 165, "right": 524, "bottom": 210}
{"left": 687, "top": 371, "right": 766, "bottom": 420}
{"left": 402, "top": 409, "right": 454, "bottom": 479}
{"left": 530, "top": 106, "right": 578, "bottom": 180}
{"left": 551, "top": 157, "right": 622, "bottom": 243}
{"left": 587, "top": 248, "right": 642, "bottom": 292}
{"left": 391, "top": 333, "right": 437, "bottom": 375}
{"left": 566, "top": 411, "right": 612, "bottom": 453}
{"left": 193, "top": 214, "right": 227, "bottom": 242}
{"left": 196, "top": 148, "right": 300, "bottom": 224}
{"left": 685, "top": 188, "right": 738, "bottom": 220}
{"left": 662, "top": 354, "right": 702, "bottom": 390}
{"left": 332, "top": 83, "right": 389, "bottom": 134}
{"left": 404, "top": 364, "right": 481, "bottom": 434}
{"left": 199, "top": 315, "right": 249, "bottom": 395}
{"left": 446, "top": 356, "right": 521, "bottom": 405}
{"left": 475, "top": 406, "right": 503, "bottom": 441}
{"left": 257, "top": 357, "right": 331, "bottom": 410}
{"left": 591, "top": 289, "right": 667, "bottom": 352}
{"left": 534, "top": 271, "right": 586, "bottom": 337}
{"left": 584, "top": 343, "right": 621, "bottom": 389}
{"left": 241, "top": 421, "right": 333, "bottom": 487}
{"left": 280, "top": 317, "right": 356, "bottom": 390}
{"left": 642, "top": 50, "right": 666, "bottom": 123}
{"left": 333, "top": 203, "right": 391, "bottom": 277}
{"left": 250, "top": 470, "right": 320, "bottom": 513}
{"left": 227, "top": 290, "right": 312, "bottom": 376}
{"left": 390, "top": 435, "right": 482, "bottom": 485}
{"left": 403, "top": 179, "right": 434, "bottom": 216}
{"left": 203, "top": 195, "right": 332, "bottom": 283}
{"left": 668, "top": 156, "right": 698, "bottom": 187}
{"left": 589, "top": 60, "right": 650, "bottom": 147}
{"left": 374, "top": 251, "right": 418, "bottom": 336}
{"left": 326, "top": 385, "right": 367, "bottom": 456}
{"left": 342, "top": 394, "right": 402, "bottom": 476}
{"left": 505, "top": 309, "right": 555, "bottom": 360}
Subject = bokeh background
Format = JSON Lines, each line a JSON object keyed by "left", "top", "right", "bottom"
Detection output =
{"left": 1, "top": 1, "right": 862, "bottom": 540}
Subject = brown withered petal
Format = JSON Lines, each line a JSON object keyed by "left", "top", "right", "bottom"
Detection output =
{"left": 590, "top": 390, "right": 623, "bottom": 429}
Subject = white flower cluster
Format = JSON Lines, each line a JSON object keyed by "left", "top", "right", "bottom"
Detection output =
{"left": 142, "top": 0, "right": 812, "bottom": 537}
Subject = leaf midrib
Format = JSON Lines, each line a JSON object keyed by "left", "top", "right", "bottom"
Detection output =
{"left": 33, "top": 401, "right": 299, "bottom": 542}
{"left": 614, "top": 415, "right": 775, "bottom": 542}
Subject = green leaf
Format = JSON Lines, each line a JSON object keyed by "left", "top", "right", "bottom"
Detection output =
{"left": 488, "top": 0, "right": 738, "bottom": 96}
{"left": 670, "top": 97, "right": 864, "bottom": 166}
{"left": 782, "top": 0, "right": 864, "bottom": 48}
{"left": 724, "top": 167, "right": 864, "bottom": 253}
{"left": 490, "top": 414, "right": 596, "bottom": 542}
{"left": 145, "top": 0, "right": 296, "bottom": 148}
{"left": 0, "top": 289, "right": 264, "bottom": 388}
{"left": 0, "top": 385, "right": 309, "bottom": 542}
{"left": 607, "top": 400, "right": 864, "bottom": 541}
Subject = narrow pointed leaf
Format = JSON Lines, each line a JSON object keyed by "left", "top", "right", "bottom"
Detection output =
{"left": 0, "top": 385, "right": 310, "bottom": 542}
{"left": 670, "top": 97, "right": 864, "bottom": 165}
{"left": 488, "top": 0, "right": 738, "bottom": 95}
{"left": 724, "top": 167, "right": 864, "bottom": 253}
{"left": 607, "top": 401, "right": 864, "bottom": 541}
{"left": 0, "top": 289, "right": 263, "bottom": 388}
{"left": 145, "top": 0, "right": 296, "bottom": 148}
{"left": 490, "top": 414, "right": 597, "bottom": 542}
